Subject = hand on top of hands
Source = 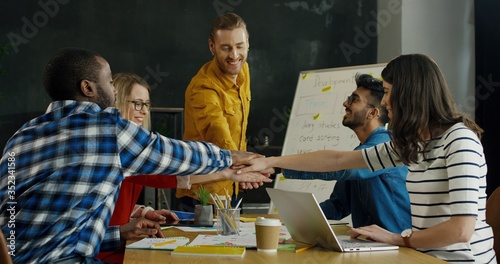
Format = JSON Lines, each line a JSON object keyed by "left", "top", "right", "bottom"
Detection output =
{"left": 221, "top": 166, "right": 274, "bottom": 190}
{"left": 230, "top": 150, "right": 264, "bottom": 166}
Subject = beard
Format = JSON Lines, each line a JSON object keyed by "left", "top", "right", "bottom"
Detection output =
{"left": 342, "top": 108, "right": 369, "bottom": 129}
{"left": 95, "top": 85, "right": 114, "bottom": 110}
{"left": 216, "top": 56, "right": 244, "bottom": 76}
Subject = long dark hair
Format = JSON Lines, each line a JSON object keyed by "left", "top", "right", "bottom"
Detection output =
{"left": 382, "top": 54, "right": 483, "bottom": 164}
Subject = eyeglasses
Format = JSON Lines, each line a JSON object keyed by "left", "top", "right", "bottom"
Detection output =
{"left": 127, "top": 100, "right": 151, "bottom": 111}
{"left": 346, "top": 95, "right": 375, "bottom": 108}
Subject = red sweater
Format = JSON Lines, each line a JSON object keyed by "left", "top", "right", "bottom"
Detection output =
{"left": 97, "top": 175, "right": 177, "bottom": 263}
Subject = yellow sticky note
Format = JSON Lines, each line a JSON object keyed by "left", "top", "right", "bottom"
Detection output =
{"left": 322, "top": 86, "right": 332, "bottom": 92}
{"left": 240, "top": 217, "right": 257, "bottom": 222}
{"left": 313, "top": 113, "right": 320, "bottom": 120}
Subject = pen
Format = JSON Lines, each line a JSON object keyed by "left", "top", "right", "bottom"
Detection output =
{"left": 295, "top": 244, "right": 315, "bottom": 253}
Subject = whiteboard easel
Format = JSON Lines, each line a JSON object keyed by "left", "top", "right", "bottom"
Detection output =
{"left": 269, "top": 63, "right": 386, "bottom": 217}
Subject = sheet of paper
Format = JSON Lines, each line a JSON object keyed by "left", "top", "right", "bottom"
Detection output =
{"left": 126, "top": 237, "right": 190, "bottom": 250}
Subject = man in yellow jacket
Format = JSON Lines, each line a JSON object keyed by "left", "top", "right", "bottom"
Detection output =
{"left": 176, "top": 12, "right": 250, "bottom": 211}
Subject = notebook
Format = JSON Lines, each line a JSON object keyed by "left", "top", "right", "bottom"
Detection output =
{"left": 171, "top": 245, "right": 245, "bottom": 258}
{"left": 266, "top": 188, "right": 399, "bottom": 252}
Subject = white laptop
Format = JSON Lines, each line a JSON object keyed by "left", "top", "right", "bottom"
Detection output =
{"left": 266, "top": 188, "right": 399, "bottom": 252}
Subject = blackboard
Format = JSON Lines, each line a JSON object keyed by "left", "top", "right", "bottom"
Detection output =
{"left": 0, "top": 0, "right": 378, "bottom": 150}
{"left": 270, "top": 63, "right": 385, "bottom": 213}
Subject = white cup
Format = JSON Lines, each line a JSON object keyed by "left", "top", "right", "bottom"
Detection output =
{"left": 255, "top": 217, "right": 281, "bottom": 252}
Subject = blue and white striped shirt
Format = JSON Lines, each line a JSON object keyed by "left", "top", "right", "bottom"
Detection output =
{"left": 362, "top": 123, "right": 496, "bottom": 263}
{"left": 0, "top": 101, "right": 231, "bottom": 263}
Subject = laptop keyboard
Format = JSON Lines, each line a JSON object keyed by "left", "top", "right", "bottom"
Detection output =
{"left": 340, "top": 239, "right": 369, "bottom": 249}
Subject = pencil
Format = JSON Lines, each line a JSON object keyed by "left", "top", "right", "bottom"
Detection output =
{"left": 295, "top": 244, "right": 315, "bottom": 253}
{"left": 234, "top": 198, "right": 243, "bottom": 209}
{"left": 210, "top": 194, "right": 220, "bottom": 209}
{"left": 152, "top": 239, "right": 177, "bottom": 248}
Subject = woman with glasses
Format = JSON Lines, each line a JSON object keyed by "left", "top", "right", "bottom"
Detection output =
{"left": 96, "top": 73, "right": 179, "bottom": 263}
{"left": 238, "top": 54, "right": 496, "bottom": 263}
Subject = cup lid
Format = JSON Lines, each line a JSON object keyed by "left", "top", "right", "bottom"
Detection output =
{"left": 255, "top": 217, "right": 281, "bottom": 226}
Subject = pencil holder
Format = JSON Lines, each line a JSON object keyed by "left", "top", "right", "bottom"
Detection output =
{"left": 216, "top": 208, "right": 240, "bottom": 236}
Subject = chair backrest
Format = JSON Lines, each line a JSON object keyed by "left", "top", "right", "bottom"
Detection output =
{"left": 0, "top": 231, "right": 13, "bottom": 264}
{"left": 486, "top": 186, "right": 500, "bottom": 257}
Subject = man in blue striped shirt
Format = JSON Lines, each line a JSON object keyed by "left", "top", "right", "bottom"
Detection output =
{"left": 0, "top": 47, "right": 271, "bottom": 263}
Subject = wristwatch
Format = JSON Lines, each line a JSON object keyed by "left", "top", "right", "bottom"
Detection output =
{"left": 401, "top": 228, "right": 414, "bottom": 248}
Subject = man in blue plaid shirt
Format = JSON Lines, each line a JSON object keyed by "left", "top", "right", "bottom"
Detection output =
{"left": 0, "top": 48, "right": 271, "bottom": 263}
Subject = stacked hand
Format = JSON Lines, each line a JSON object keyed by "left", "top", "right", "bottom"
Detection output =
{"left": 228, "top": 151, "right": 275, "bottom": 189}
{"left": 230, "top": 150, "right": 265, "bottom": 165}
{"left": 235, "top": 156, "right": 270, "bottom": 175}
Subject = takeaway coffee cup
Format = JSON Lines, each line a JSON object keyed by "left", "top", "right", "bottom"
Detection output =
{"left": 255, "top": 217, "right": 281, "bottom": 252}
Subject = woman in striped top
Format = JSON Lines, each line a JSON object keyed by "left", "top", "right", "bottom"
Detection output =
{"left": 239, "top": 54, "right": 496, "bottom": 263}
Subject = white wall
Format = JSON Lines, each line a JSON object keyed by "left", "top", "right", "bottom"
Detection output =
{"left": 378, "top": 0, "right": 475, "bottom": 119}
{"left": 377, "top": 0, "right": 402, "bottom": 63}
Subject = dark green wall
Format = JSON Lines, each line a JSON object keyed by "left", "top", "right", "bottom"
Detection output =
{"left": 0, "top": 0, "right": 377, "bottom": 149}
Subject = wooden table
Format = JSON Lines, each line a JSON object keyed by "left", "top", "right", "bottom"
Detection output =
{"left": 124, "top": 214, "right": 446, "bottom": 264}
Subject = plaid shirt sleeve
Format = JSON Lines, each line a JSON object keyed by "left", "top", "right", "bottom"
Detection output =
{"left": 100, "top": 225, "right": 120, "bottom": 252}
{"left": 116, "top": 117, "right": 232, "bottom": 177}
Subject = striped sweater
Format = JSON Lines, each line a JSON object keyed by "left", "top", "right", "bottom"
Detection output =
{"left": 362, "top": 123, "right": 496, "bottom": 263}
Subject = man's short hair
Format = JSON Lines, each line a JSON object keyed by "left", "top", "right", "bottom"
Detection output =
{"left": 355, "top": 73, "right": 389, "bottom": 124}
{"left": 209, "top": 13, "right": 248, "bottom": 42}
{"left": 43, "top": 47, "right": 102, "bottom": 101}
